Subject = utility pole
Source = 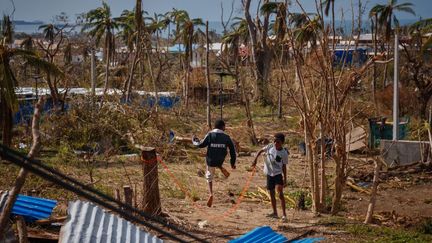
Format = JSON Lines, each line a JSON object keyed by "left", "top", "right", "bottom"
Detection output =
{"left": 393, "top": 33, "right": 399, "bottom": 141}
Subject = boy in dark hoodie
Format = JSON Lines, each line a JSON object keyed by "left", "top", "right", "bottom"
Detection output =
{"left": 192, "top": 119, "right": 236, "bottom": 207}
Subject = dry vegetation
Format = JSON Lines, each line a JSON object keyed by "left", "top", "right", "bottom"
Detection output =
{"left": 1, "top": 0, "right": 432, "bottom": 242}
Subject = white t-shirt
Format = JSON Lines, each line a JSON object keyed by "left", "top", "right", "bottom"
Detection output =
{"left": 262, "top": 144, "right": 289, "bottom": 176}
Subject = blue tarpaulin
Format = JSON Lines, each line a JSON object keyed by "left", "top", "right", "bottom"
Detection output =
{"left": 333, "top": 48, "right": 367, "bottom": 66}
{"left": 0, "top": 192, "right": 57, "bottom": 222}
{"left": 14, "top": 97, "right": 69, "bottom": 125}
{"left": 143, "top": 95, "right": 180, "bottom": 109}
{"left": 230, "top": 226, "right": 324, "bottom": 243}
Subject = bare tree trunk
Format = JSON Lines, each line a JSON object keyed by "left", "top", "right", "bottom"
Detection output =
{"left": 419, "top": 95, "right": 431, "bottom": 120}
{"left": 147, "top": 53, "right": 158, "bottom": 113}
{"left": 205, "top": 21, "right": 212, "bottom": 130}
{"left": 237, "top": 68, "right": 258, "bottom": 145}
{"left": 125, "top": 0, "right": 143, "bottom": 103}
{"left": 319, "top": 125, "right": 326, "bottom": 209}
{"left": 371, "top": 16, "right": 378, "bottom": 111}
{"left": 331, "top": 157, "right": 343, "bottom": 214}
{"left": 16, "top": 216, "right": 28, "bottom": 243}
{"left": 243, "top": 0, "right": 272, "bottom": 106}
{"left": 103, "top": 47, "right": 110, "bottom": 95}
{"left": 277, "top": 78, "right": 283, "bottom": 119}
{"left": 45, "top": 71, "right": 59, "bottom": 109}
{"left": 184, "top": 63, "right": 190, "bottom": 110}
{"left": 91, "top": 48, "right": 97, "bottom": 97}
{"left": 305, "top": 122, "right": 320, "bottom": 213}
{"left": 125, "top": 51, "right": 139, "bottom": 102}
{"left": 364, "top": 159, "right": 381, "bottom": 224}
{"left": 0, "top": 97, "right": 13, "bottom": 147}
{"left": 0, "top": 97, "right": 43, "bottom": 239}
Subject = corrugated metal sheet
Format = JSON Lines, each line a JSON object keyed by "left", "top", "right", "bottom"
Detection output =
{"left": 290, "top": 238, "right": 325, "bottom": 243}
{"left": 59, "top": 200, "right": 163, "bottom": 243}
{"left": 0, "top": 191, "right": 57, "bottom": 222}
{"left": 230, "top": 226, "right": 288, "bottom": 243}
{"left": 230, "top": 226, "right": 325, "bottom": 243}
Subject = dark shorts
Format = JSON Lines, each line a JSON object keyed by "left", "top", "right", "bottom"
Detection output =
{"left": 267, "top": 174, "right": 283, "bottom": 190}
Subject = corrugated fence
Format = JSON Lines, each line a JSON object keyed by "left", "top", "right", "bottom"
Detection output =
{"left": 59, "top": 200, "right": 163, "bottom": 243}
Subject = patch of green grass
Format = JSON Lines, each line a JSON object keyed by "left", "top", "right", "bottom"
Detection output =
{"left": 346, "top": 224, "right": 432, "bottom": 243}
{"left": 317, "top": 216, "right": 347, "bottom": 226}
{"left": 288, "top": 190, "right": 312, "bottom": 209}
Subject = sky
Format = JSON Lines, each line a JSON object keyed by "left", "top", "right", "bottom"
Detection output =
{"left": 1, "top": 0, "right": 430, "bottom": 23}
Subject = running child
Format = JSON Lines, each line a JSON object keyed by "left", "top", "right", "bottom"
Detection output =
{"left": 192, "top": 119, "right": 236, "bottom": 207}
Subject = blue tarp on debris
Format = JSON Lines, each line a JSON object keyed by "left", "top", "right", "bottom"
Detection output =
{"left": 14, "top": 97, "right": 69, "bottom": 125}
{"left": 143, "top": 96, "right": 180, "bottom": 109}
{"left": 230, "top": 226, "right": 325, "bottom": 243}
{"left": 0, "top": 192, "right": 57, "bottom": 222}
{"left": 333, "top": 48, "right": 368, "bottom": 66}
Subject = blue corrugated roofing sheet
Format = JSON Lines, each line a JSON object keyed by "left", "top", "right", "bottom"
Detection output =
{"left": 59, "top": 200, "right": 163, "bottom": 243}
{"left": 230, "top": 226, "right": 288, "bottom": 243}
{"left": 230, "top": 226, "right": 325, "bottom": 243}
{"left": 0, "top": 191, "right": 57, "bottom": 222}
{"left": 291, "top": 238, "right": 325, "bottom": 243}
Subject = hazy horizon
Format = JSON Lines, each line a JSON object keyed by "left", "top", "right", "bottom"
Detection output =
{"left": 1, "top": 0, "right": 431, "bottom": 24}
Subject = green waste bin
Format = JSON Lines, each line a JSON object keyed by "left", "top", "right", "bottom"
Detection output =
{"left": 368, "top": 117, "right": 408, "bottom": 149}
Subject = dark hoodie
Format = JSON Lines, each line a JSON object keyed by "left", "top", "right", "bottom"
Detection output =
{"left": 194, "top": 129, "right": 236, "bottom": 167}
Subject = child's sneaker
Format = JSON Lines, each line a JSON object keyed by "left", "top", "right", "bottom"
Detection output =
{"left": 220, "top": 166, "right": 230, "bottom": 178}
{"left": 281, "top": 216, "right": 287, "bottom": 222}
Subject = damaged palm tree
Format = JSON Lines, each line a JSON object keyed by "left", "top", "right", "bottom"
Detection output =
{"left": 242, "top": 0, "right": 281, "bottom": 106}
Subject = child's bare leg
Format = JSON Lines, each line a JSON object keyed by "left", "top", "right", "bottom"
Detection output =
{"left": 208, "top": 181, "right": 213, "bottom": 196}
{"left": 269, "top": 189, "right": 278, "bottom": 216}
{"left": 206, "top": 166, "right": 214, "bottom": 207}
{"left": 276, "top": 185, "right": 287, "bottom": 217}
{"left": 206, "top": 181, "right": 213, "bottom": 207}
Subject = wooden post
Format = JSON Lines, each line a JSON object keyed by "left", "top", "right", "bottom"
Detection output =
{"left": 133, "top": 184, "right": 138, "bottom": 208}
{"left": 123, "top": 186, "right": 133, "bottom": 206}
{"left": 140, "top": 147, "right": 161, "bottom": 215}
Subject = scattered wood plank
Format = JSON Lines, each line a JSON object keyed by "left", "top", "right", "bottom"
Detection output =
{"left": 34, "top": 216, "right": 68, "bottom": 225}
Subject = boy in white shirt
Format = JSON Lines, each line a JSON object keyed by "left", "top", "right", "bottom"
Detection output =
{"left": 252, "top": 133, "right": 289, "bottom": 220}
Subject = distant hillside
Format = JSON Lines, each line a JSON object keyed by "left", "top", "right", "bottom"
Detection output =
{"left": 13, "top": 20, "right": 44, "bottom": 25}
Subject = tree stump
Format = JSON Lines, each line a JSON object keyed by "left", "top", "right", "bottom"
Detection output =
{"left": 140, "top": 147, "right": 161, "bottom": 215}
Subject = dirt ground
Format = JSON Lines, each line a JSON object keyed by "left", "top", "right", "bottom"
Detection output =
{"left": 1, "top": 110, "right": 432, "bottom": 242}
{"left": 94, "top": 148, "right": 432, "bottom": 242}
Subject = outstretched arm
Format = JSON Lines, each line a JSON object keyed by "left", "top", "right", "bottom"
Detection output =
{"left": 252, "top": 149, "right": 265, "bottom": 167}
{"left": 192, "top": 134, "right": 210, "bottom": 148}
